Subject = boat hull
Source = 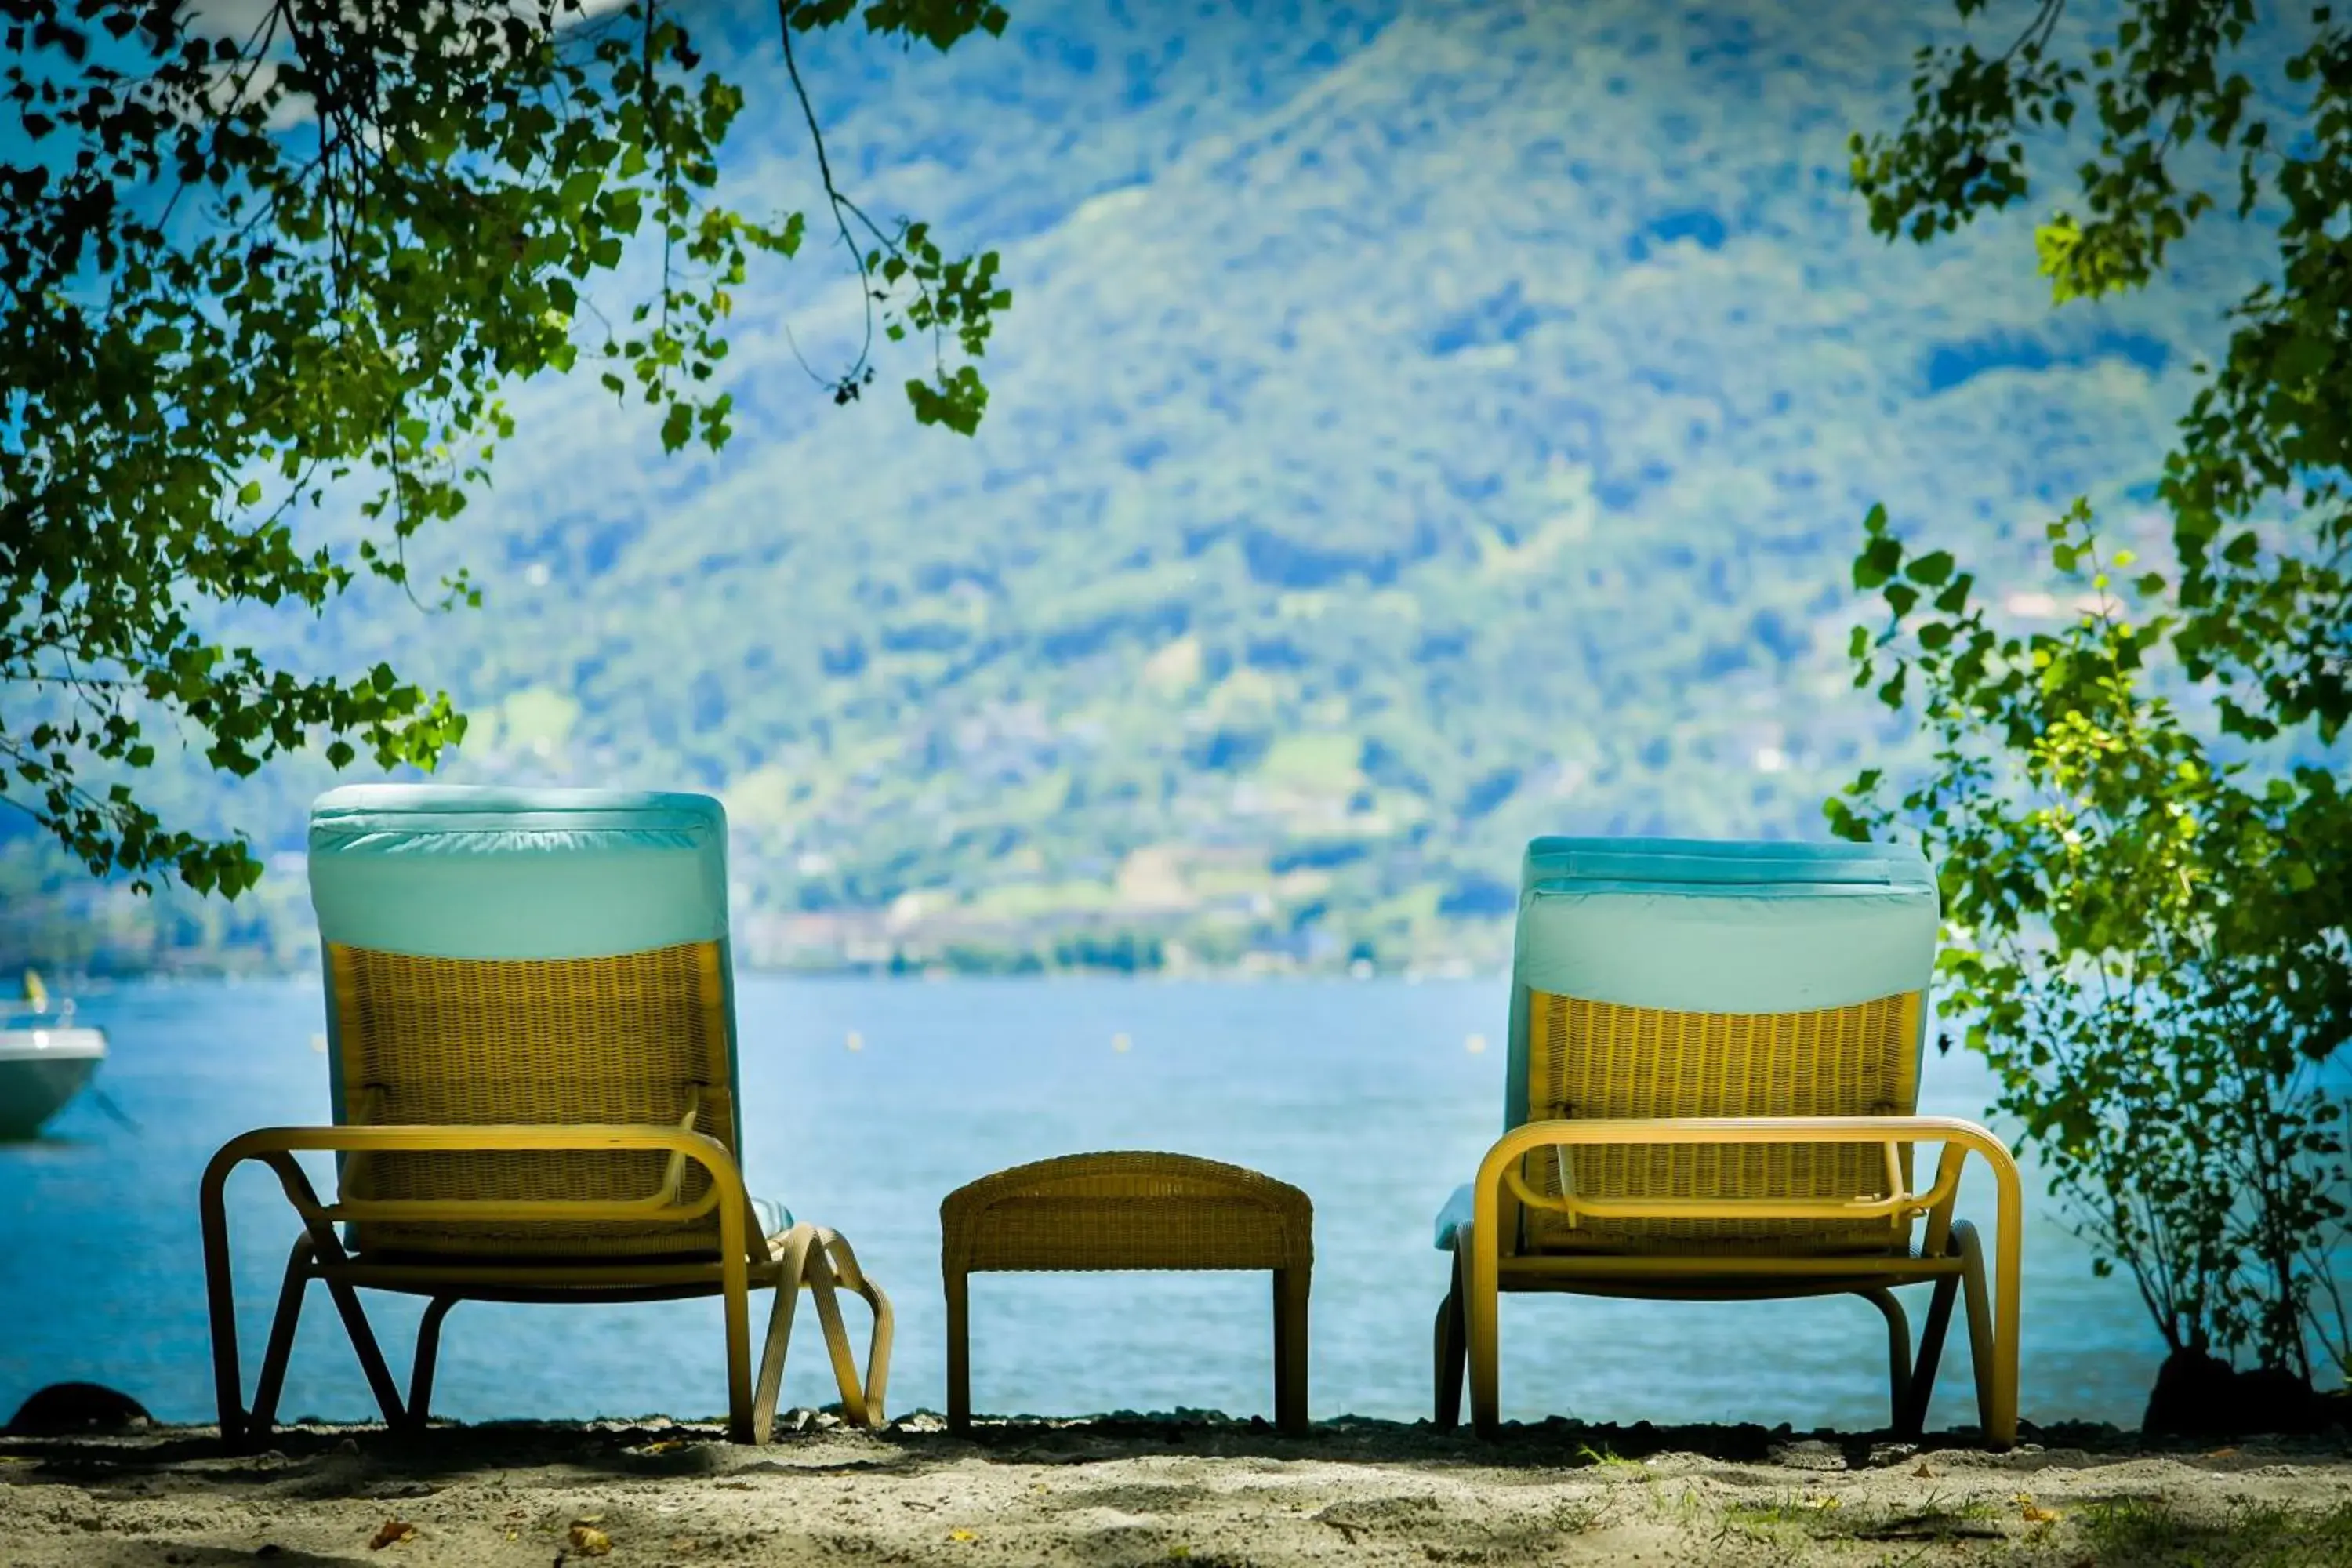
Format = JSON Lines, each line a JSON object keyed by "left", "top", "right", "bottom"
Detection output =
{"left": 0, "top": 1029, "right": 106, "bottom": 1139}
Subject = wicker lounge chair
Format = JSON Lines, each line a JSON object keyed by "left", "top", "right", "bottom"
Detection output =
{"left": 200, "top": 786, "right": 890, "bottom": 1450}
{"left": 1432, "top": 837, "right": 2023, "bottom": 1446}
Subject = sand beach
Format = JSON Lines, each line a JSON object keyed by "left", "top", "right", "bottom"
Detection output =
{"left": 5, "top": 1411, "right": 2350, "bottom": 1566}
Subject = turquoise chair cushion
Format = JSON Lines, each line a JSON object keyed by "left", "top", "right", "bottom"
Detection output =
{"left": 1434, "top": 1182, "right": 1475, "bottom": 1251}
{"left": 308, "top": 785, "right": 729, "bottom": 961}
{"left": 1515, "top": 837, "right": 1936, "bottom": 1015}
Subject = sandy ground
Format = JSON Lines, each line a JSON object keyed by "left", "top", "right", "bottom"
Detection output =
{"left": 5, "top": 1413, "right": 2352, "bottom": 1567}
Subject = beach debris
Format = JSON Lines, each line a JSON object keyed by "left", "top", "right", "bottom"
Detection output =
{"left": 2016, "top": 1493, "right": 2061, "bottom": 1523}
{"left": 1767, "top": 1437, "right": 1844, "bottom": 1471}
{"left": 373, "top": 1480, "right": 439, "bottom": 1500}
{"left": 949, "top": 1528, "right": 977, "bottom": 1543}
{"left": 367, "top": 1519, "right": 417, "bottom": 1550}
{"left": 568, "top": 1521, "right": 613, "bottom": 1555}
{"left": 1315, "top": 1510, "right": 1367, "bottom": 1544}
{"left": 1911, "top": 1461, "right": 1940, "bottom": 1479}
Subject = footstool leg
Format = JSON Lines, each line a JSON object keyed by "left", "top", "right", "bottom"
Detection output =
{"left": 1434, "top": 1247, "right": 1467, "bottom": 1432}
{"left": 946, "top": 1266, "right": 972, "bottom": 1433}
{"left": 1272, "top": 1265, "right": 1309, "bottom": 1435}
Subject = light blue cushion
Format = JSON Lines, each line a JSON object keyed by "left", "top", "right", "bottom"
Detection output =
{"left": 1514, "top": 837, "right": 1936, "bottom": 1014}
{"left": 1433, "top": 1182, "right": 1474, "bottom": 1251}
{"left": 308, "top": 785, "right": 729, "bottom": 961}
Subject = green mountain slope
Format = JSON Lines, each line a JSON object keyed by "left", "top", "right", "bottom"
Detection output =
{"left": 2, "top": 0, "right": 2273, "bottom": 973}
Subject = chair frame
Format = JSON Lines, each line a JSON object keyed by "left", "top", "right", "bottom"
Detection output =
{"left": 1433, "top": 1115, "right": 2022, "bottom": 1447}
{"left": 201, "top": 1122, "right": 891, "bottom": 1452}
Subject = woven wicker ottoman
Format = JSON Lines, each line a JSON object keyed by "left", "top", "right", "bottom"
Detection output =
{"left": 940, "top": 1151, "right": 1313, "bottom": 1434}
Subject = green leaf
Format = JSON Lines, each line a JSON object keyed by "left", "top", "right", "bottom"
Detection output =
{"left": 1854, "top": 532, "right": 1904, "bottom": 590}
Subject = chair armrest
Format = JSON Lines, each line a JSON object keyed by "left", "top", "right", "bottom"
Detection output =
{"left": 202, "top": 1123, "right": 752, "bottom": 1229}
{"left": 1481, "top": 1115, "right": 2018, "bottom": 1236}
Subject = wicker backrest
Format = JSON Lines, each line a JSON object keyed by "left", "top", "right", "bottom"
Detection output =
{"left": 329, "top": 940, "right": 734, "bottom": 1259}
{"left": 1521, "top": 989, "right": 1922, "bottom": 1255}
{"left": 307, "top": 786, "right": 739, "bottom": 1262}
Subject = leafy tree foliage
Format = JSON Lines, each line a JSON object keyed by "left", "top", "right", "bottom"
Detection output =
{"left": 0, "top": 0, "right": 1010, "bottom": 894}
{"left": 1851, "top": 0, "right": 2350, "bottom": 740}
{"left": 1841, "top": 1, "right": 2352, "bottom": 1379}
{"left": 1835, "top": 503, "right": 2352, "bottom": 1377}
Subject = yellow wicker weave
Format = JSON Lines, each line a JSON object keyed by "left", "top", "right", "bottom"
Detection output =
{"left": 942, "top": 1152, "right": 1312, "bottom": 1274}
{"left": 939, "top": 1152, "right": 1313, "bottom": 1432}
{"left": 328, "top": 940, "right": 733, "bottom": 1260}
{"left": 1521, "top": 989, "right": 1921, "bottom": 1256}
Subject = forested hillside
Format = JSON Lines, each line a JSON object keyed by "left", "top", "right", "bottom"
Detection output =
{"left": 2, "top": 0, "right": 2273, "bottom": 974}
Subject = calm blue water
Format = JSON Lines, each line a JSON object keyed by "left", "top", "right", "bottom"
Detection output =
{"left": 1, "top": 975, "right": 2164, "bottom": 1432}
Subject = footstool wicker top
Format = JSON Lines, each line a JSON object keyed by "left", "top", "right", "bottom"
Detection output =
{"left": 940, "top": 1151, "right": 1312, "bottom": 1276}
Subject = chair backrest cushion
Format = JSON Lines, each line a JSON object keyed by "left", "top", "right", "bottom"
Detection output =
{"left": 308, "top": 786, "right": 739, "bottom": 1261}
{"left": 309, "top": 786, "right": 728, "bottom": 960}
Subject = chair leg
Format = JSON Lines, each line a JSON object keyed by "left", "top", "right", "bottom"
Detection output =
{"left": 1433, "top": 1250, "right": 1467, "bottom": 1432}
{"left": 310, "top": 1240, "right": 408, "bottom": 1430}
{"left": 822, "top": 1230, "right": 894, "bottom": 1427}
{"left": 248, "top": 1236, "right": 317, "bottom": 1441}
{"left": 946, "top": 1265, "right": 971, "bottom": 1435}
{"left": 752, "top": 1226, "right": 822, "bottom": 1445}
{"left": 200, "top": 1161, "right": 257, "bottom": 1452}
{"left": 1462, "top": 1225, "right": 1502, "bottom": 1439}
{"left": 1856, "top": 1287, "right": 1915, "bottom": 1433}
{"left": 800, "top": 1233, "right": 876, "bottom": 1428}
{"left": 750, "top": 1225, "right": 892, "bottom": 1436}
{"left": 1901, "top": 1273, "right": 1963, "bottom": 1439}
{"left": 404, "top": 1297, "right": 459, "bottom": 1433}
{"left": 1952, "top": 1220, "right": 2003, "bottom": 1441}
{"left": 1272, "top": 1265, "right": 1310, "bottom": 1436}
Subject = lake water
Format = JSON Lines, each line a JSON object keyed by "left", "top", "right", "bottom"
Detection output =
{"left": 2, "top": 975, "right": 2165, "bottom": 1432}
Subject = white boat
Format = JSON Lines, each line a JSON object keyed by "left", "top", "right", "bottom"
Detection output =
{"left": 0, "top": 971, "right": 107, "bottom": 1140}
